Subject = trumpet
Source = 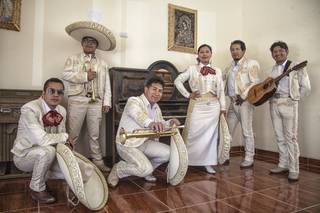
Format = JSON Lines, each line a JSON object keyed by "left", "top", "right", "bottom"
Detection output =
{"left": 119, "top": 125, "right": 184, "bottom": 145}
{"left": 84, "top": 57, "right": 97, "bottom": 103}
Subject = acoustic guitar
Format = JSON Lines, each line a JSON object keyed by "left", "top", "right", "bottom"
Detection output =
{"left": 247, "top": 60, "right": 307, "bottom": 106}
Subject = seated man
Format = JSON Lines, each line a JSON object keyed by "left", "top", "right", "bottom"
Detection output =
{"left": 107, "top": 76, "right": 180, "bottom": 187}
{"left": 11, "top": 78, "right": 76, "bottom": 203}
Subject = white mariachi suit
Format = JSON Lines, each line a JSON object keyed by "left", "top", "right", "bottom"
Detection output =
{"left": 11, "top": 98, "right": 68, "bottom": 192}
{"left": 62, "top": 53, "right": 111, "bottom": 161}
{"left": 224, "top": 57, "right": 260, "bottom": 162}
{"left": 174, "top": 63, "right": 226, "bottom": 166}
{"left": 270, "top": 60, "right": 311, "bottom": 174}
{"left": 114, "top": 94, "right": 171, "bottom": 179}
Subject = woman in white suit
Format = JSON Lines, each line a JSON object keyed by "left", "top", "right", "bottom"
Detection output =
{"left": 174, "top": 44, "right": 226, "bottom": 174}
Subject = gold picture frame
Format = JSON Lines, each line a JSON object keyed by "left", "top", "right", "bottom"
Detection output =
{"left": 0, "top": 0, "right": 21, "bottom": 31}
{"left": 168, "top": 4, "right": 197, "bottom": 54}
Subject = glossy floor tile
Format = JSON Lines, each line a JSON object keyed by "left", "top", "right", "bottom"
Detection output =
{"left": 0, "top": 156, "right": 319, "bottom": 213}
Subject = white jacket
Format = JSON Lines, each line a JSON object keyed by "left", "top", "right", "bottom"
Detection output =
{"left": 271, "top": 61, "right": 311, "bottom": 100}
{"left": 11, "top": 98, "right": 68, "bottom": 157}
{"left": 116, "top": 94, "right": 171, "bottom": 147}
{"left": 174, "top": 64, "right": 226, "bottom": 110}
{"left": 224, "top": 57, "right": 260, "bottom": 99}
{"left": 62, "top": 53, "right": 112, "bottom": 107}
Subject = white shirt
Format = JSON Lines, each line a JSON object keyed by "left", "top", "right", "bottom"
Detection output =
{"left": 271, "top": 60, "right": 290, "bottom": 95}
{"left": 141, "top": 94, "right": 158, "bottom": 128}
{"left": 227, "top": 61, "right": 240, "bottom": 97}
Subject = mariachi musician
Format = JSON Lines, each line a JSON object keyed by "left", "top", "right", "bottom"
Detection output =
{"left": 107, "top": 76, "right": 184, "bottom": 187}
{"left": 224, "top": 40, "right": 260, "bottom": 168}
{"left": 268, "top": 41, "right": 311, "bottom": 181}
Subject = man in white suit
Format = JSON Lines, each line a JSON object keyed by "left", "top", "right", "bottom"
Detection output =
{"left": 224, "top": 40, "right": 260, "bottom": 168}
{"left": 63, "top": 21, "right": 116, "bottom": 172}
{"left": 11, "top": 78, "right": 75, "bottom": 203}
{"left": 107, "top": 76, "right": 180, "bottom": 187}
{"left": 268, "top": 41, "right": 311, "bottom": 181}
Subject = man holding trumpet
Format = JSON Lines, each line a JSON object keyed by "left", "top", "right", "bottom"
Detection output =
{"left": 62, "top": 21, "right": 116, "bottom": 172}
{"left": 107, "top": 76, "right": 181, "bottom": 187}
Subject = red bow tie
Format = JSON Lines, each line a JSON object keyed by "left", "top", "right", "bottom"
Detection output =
{"left": 42, "top": 110, "right": 63, "bottom": 127}
{"left": 200, "top": 66, "right": 216, "bottom": 76}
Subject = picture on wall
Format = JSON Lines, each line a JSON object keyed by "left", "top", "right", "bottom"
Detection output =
{"left": 168, "top": 4, "right": 197, "bottom": 54}
{"left": 0, "top": 0, "right": 21, "bottom": 31}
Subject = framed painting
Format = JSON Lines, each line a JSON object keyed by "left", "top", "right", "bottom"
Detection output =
{"left": 0, "top": 0, "right": 21, "bottom": 31}
{"left": 168, "top": 4, "right": 197, "bottom": 54}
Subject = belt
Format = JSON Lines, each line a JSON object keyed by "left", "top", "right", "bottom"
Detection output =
{"left": 85, "top": 92, "right": 100, "bottom": 99}
{"left": 273, "top": 93, "right": 290, "bottom": 99}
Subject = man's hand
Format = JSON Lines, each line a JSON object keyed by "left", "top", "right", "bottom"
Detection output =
{"left": 170, "top": 118, "right": 181, "bottom": 127}
{"left": 148, "top": 122, "right": 164, "bottom": 132}
{"left": 102, "top": 105, "right": 110, "bottom": 113}
{"left": 87, "top": 70, "right": 96, "bottom": 81}
{"left": 66, "top": 136, "right": 78, "bottom": 150}
{"left": 220, "top": 110, "right": 227, "bottom": 116}
{"left": 189, "top": 91, "right": 201, "bottom": 100}
{"left": 235, "top": 95, "right": 245, "bottom": 105}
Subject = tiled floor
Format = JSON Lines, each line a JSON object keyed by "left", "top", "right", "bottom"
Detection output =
{"left": 0, "top": 156, "right": 320, "bottom": 213}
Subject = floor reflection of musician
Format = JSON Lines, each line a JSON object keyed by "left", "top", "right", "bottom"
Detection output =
{"left": 107, "top": 76, "right": 180, "bottom": 187}
{"left": 268, "top": 41, "right": 311, "bottom": 181}
{"left": 224, "top": 40, "right": 260, "bottom": 168}
{"left": 174, "top": 44, "right": 226, "bottom": 174}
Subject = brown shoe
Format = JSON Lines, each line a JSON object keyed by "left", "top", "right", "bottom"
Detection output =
{"left": 222, "top": 159, "right": 230, "bottom": 166}
{"left": 31, "top": 189, "right": 56, "bottom": 204}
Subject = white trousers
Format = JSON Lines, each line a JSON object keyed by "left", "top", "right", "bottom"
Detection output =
{"left": 270, "top": 98, "right": 299, "bottom": 173}
{"left": 115, "top": 140, "right": 170, "bottom": 178}
{"left": 67, "top": 96, "right": 103, "bottom": 160}
{"left": 227, "top": 100, "right": 255, "bottom": 161}
{"left": 13, "top": 146, "right": 61, "bottom": 192}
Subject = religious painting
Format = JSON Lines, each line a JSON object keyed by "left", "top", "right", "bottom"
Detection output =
{"left": 0, "top": 0, "right": 21, "bottom": 31}
{"left": 168, "top": 4, "right": 197, "bottom": 54}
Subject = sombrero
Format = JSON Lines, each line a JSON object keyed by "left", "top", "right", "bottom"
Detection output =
{"left": 65, "top": 21, "right": 116, "bottom": 51}
{"left": 167, "top": 127, "right": 188, "bottom": 186}
{"left": 218, "top": 114, "right": 231, "bottom": 164}
{"left": 56, "top": 143, "right": 108, "bottom": 210}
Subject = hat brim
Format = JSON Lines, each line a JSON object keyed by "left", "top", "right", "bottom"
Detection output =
{"left": 56, "top": 143, "right": 108, "bottom": 210}
{"left": 66, "top": 21, "right": 116, "bottom": 51}
{"left": 167, "top": 129, "right": 188, "bottom": 186}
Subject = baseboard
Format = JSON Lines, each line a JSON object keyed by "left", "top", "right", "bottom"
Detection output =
{"left": 230, "top": 146, "right": 320, "bottom": 174}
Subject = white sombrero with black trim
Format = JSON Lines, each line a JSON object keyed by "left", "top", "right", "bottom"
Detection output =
{"left": 65, "top": 21, "right": 116, "bottom": 51}
{"left": 56, "top": 143, "right": 108, "bottom": 210}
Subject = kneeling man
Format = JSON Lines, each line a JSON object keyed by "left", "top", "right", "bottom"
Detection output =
{"left": 11, "top": 78, "right": 75, "bottom": 203}
{"left": 108, "top": 76, "right": 180, "bottom": 187}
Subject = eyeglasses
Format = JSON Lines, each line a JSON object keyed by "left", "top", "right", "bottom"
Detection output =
{"left": 47, "top": 88, "right": 64, "bottom": 95}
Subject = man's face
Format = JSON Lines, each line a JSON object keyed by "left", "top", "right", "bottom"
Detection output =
{"left": 42, "top": 82, "right": 64, "bottom": 109}
{"left": 230, "top": 43, "right": 245, "bottom": 61}
{"left": 272, "top": 46, "right": 288, "bottom": 64}
{"left": 144, "top": 83, "right": 163, "bottom": 105}
{"left": 81, "top": 37, "right": 98, "bottom": 54}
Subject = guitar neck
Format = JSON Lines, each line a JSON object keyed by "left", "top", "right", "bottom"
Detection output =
{"left": 274, "top": 60, "right": 308, "bottom": 84}
{"left": 274, "top": 68, "right": 293, "bottom": 84}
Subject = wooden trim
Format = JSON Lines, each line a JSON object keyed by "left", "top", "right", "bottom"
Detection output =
{"left": 231, "top": 146, "right": 320, "bottom": 174}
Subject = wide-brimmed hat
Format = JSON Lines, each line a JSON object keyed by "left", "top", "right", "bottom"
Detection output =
{"left": 56, "top": 143, "right": 108, "bottom": 210}
{"left": 65, "top": 21, "right": 116, "bottom": 51}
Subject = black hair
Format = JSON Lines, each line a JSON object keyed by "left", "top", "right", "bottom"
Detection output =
{"left": 270, "top": 41, "right": 288, "bottom": 52}
{"left": 230, "top": 40, "right": 246, "bottom": 51}
{"left": 144, "top": 76, "right": 164, "bottom": 88}
{"left": 197, "top": 44, "right": 212, "bottom": 53}
{"left": 43, "top": 78, "right": 65, "bottom": 91}
{"left": 82, "top": 36, "right": 99, "bottom": 47}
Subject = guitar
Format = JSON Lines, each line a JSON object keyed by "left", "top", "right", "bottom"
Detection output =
{"left": 247, "top": 60, "right": 308, "bottom": 106}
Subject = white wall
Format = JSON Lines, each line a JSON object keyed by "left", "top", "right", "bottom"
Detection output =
{"left": 0, "top": 0, "right": 319, "bottom": 159}
{"left": 242, "top": 0, "right": 320, "bottom": 159}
